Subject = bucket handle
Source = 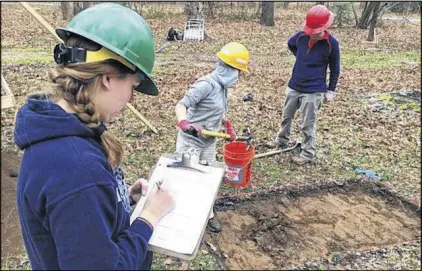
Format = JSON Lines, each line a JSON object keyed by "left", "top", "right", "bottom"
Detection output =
{"left": 224, "top": 156, "right": 254, "bottom": 171}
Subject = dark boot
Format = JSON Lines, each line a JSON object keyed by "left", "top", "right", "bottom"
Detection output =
{"left": 207, "top": 217, "right": 221, "bottom": 232}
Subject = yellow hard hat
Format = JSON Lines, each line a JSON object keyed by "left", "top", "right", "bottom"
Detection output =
{"left": 216, "top": 42, "right": 249, "bottom": 72}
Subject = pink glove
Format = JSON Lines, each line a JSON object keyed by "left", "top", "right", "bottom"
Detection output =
{"left": 177, "top": 120, "right": 203, "bottom": 137}
{"left": 224, "top": 120, "right": 237, "bottom": 141}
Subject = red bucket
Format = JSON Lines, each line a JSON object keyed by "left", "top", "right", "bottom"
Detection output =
{"left": 223, "top": 141, "right": 255, "bottom": 188}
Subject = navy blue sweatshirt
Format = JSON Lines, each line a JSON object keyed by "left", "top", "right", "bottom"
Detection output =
{"left": 287, "top": 31, "right": 340, "bottom": 93}
{"left": 14, "top": 94, "right": 153, "bottom": 270}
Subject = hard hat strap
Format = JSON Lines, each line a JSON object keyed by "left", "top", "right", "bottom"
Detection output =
{"left": 53, "top": 43, "right": 136, "bottom": 71}
{"left": 54, "top": 43, "right": 149, "bottom": 89}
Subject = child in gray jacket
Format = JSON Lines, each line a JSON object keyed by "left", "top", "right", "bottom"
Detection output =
{"left": 175, "top": 42, "right": 250, "bottom": 232}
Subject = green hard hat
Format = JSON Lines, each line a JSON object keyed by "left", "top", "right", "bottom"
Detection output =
{"left": 56, "top": 3, "right": 158, "bottom": 96}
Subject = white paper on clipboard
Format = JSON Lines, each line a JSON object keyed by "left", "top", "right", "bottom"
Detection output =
{"left": 130, "top": 156, "right": 225, "bottom": 258}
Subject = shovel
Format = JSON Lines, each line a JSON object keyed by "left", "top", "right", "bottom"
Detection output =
{"left": 253, "top": 141, "right": 301, "bottom": 159}
{"left": 186, "top": 127, "right": 253, "bottom": 150}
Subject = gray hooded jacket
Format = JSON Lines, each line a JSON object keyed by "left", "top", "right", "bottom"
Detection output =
{"left": 178, "top": 60, "right": 239, "bottom": 147}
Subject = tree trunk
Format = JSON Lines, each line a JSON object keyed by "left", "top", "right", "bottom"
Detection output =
{"left": 185, "top": 2, "right": 204, "bottom": 21}
{"left": 367, "top": 2, "right": 381, "bottom": 41}
{"left": 260, "top": 1, "right": 274, "bottom": 26}
{"left": 73, "top": 2, "right": 84, "bottom": 16}
{"left": 351, "top": 2, "right": 360, "bottom": 26}
{"left": 367, "top": 20, "right": 376, "bottom": 42}
{"left": 61, "top": 2, "right": 73, "bottom": 21}
{"left": 82, "top": 2, "right": 92, "bottom": 10}
{"left": 358, "top": 1, "right": 376, "bottom": 29}
{"left": 316, "top": 1, "right": 329, "bottom": 7}
{"left": 124, "top": 2, "right": 142, "bottom": 13}
{"left": 358, "top": 1, "right": 387, "bottom": 29}
{"left": 206, "top": 2, "right": 215, "bottom": 18}
{"left": 256, "top": 2, "right": 262, "bottom": 18}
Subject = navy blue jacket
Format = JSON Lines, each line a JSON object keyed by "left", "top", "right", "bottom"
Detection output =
{"left": 287, "top": 31, "right": 340, "bottom": 93}
{"left": 14, "top": 94, "right": 153, "bottom": 270}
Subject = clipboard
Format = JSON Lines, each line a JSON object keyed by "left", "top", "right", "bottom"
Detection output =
{"left": 130, "top": 154, "right": 225, "bottom": 260}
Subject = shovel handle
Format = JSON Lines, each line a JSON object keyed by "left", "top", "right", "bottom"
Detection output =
{"left": 201, "top": 129, "right": 231, "bottom": 139}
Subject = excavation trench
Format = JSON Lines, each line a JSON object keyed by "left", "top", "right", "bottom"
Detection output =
{"left": 206, "top": 180, "right": 421, "bottom": 270}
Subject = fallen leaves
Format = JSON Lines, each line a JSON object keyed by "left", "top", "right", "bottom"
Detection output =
{"left": 0, "top": 5, "right": 420, "bottom": 269}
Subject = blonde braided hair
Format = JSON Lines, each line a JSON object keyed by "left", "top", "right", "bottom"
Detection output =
{"left": 49, "top": 35, "right": 131, "bottom": 169}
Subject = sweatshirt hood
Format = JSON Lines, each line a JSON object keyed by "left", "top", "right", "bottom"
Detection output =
{"left": 14, "top": 94, "right": 94, "bottom": 150}
{"left": 211, "top": 60, "right": 239, "bottom": 89}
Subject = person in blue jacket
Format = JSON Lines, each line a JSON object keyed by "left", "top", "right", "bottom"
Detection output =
{"left": 14, "top": 3, "right": 174, "bottom": 270}
{"left": 266, "top": 4, "right": 341, "bottom": 165}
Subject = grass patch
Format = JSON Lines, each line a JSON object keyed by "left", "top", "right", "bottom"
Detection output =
{"left": 2, "top": 47, "right": 50, "bottom": 53}
{"left": 1, "top": 51, "right": 52, "bottom": 65}
{"left": 1, "top": 260, "right": 31, "bottom": 271}
{"left": 151, "top": 248, "right": 219, "bottom": 270}
{"left": 264, "top": 164, "right": 283, "bottom": 184}
{"left": 1, "top": 248, "right": 31, "bottom": 270}
{"left": 376, "top": 93, "right": 421, "bottom": 112}
{"left": 341, "top": 50, "right": 420, "bottom": 69}
{"left": 253, "top": 159, "right": 284, "bottom": 185}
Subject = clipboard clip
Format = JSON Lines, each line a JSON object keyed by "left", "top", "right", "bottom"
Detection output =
{"left": 166, "top": 161, "right": 206, "bottom": 173}
{"left": 167, "top": 147, "right": 207, "bottom": 173}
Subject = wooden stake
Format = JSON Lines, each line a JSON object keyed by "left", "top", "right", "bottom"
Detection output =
{"left": 19, "top": 2, "right": 158, "bottom": 133}
{"left": 126, "top": 103, "right": 158, "bottom": 134}
{"left": 1, "top": 74, "right": 15, "bottom": 109}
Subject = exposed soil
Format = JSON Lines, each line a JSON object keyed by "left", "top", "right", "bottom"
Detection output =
{"left": 1, "top": 150, "right": 23, "bottom": 259}
{"left": 206, "top": 180, "right": 421, "bottom": 270}
{"left": 1, "top": 3, "right": 421, "bottom": 270}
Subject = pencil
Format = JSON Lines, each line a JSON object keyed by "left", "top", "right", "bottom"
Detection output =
{"left": 156, "top": 179, "right": 162, "bottom": 190}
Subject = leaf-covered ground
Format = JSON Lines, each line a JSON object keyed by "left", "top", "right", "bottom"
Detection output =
{"left": 1, "top": 2, "right": 420, "bottom": 270}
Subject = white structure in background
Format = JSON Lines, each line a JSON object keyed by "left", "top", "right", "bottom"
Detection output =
{"left": 183, "top": 19, "right": 205, "bottom": 42}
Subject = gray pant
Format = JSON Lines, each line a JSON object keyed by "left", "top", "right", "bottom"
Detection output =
{"left": 175, "top": 133, "right": 217, "bottom": 163}
{"left": 276, "top": 87, "right": 324, "bottom": 160}
{"left": 175, "top": 134, "right": 217, "bottom": 218}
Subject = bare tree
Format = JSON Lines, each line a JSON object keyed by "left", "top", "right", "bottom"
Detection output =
{"left": 184, "top": 2, "right": 214, "bottom": 40}
{"left": 351, "top": 2, "right": 360, "bottom": 26}
{"left": 256, "top": 2, "right": 262, "bottom": 18}
{"left": 123, "top": 2, "right": 142, "bottom": 13}
{"left": 367, "top": 2, "right": 381, "bottom": 41}
{"left": 61, "top": 2, "right": 73, "bottom": 21}
{"left": 185, "top": 2, "right": 205, "bottom": 21}
{"left": 358, "top": 2, "right": 387, "bottom": 29}
{"left": 387, "top": 1, "right": 421, "bottom": 13}
{"left": 61, "top": 2, "right": 92, "bottom": 21}
{"left": 260, "top": 1, "right": 274, "bottom": 26}
{"left": 358, "top": 2, "right": 374, "bottom": 28}
{"left": 82, "top": 2, "right": 92, "bottom": 10}
{"left": 206, "top": 2, "right": 215, "bottom": 19}
{"left": 315, "top": 2, "right": 330, "bottom": 8}
{"left": 73, "top": 2, "right": 84, "bottom": 16}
